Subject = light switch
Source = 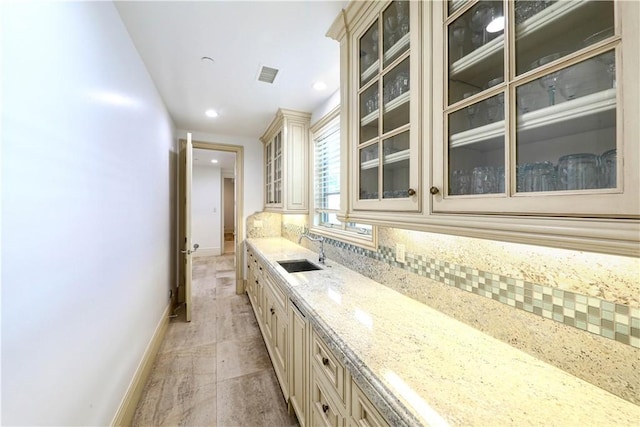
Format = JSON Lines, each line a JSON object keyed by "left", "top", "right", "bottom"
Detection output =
{"left": 396, "top": 243, "right": 405, "bottom": 263}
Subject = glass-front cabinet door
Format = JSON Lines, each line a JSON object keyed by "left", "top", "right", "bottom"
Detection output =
{"left": 265, "top": 131, "right": 283, "bottom": 208}
{"left": 352, "top": 0, "right": 421, "bottom": 212}
{"left": 432, "top": 0, "right": 639, "bottom": 217}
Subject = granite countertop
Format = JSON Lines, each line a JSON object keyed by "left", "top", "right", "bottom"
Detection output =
{"left": 246, "top": 237, "right": 640, "bottom": 426}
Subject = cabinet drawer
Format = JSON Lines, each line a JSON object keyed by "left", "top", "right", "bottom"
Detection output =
{"left": 350, "top": 380, "right": 388, "bottom": 427}
{"left": 311, "top": 369, "right": 346, "bottom": 427}
{"left": 311, "top": 329, "right": 346, "bottom": 404}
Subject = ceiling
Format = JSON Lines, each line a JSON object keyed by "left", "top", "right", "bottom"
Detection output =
{"left": 115, "top": 1, "right": 347, "bottom": 139}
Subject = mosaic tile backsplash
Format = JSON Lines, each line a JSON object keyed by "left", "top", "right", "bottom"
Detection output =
{"left": 279, "top": 221, "right": 639, "bottom": 349}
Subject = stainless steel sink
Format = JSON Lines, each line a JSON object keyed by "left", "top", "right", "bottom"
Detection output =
{"left": 277, "top": 259, "right": 322, "bottom": 273}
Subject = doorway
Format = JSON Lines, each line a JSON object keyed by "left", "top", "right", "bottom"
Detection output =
{"left": 177, "top": 138, "right": 244, "bottom": 319}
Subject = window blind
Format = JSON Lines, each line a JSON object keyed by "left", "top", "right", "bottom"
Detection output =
{"left": 314, "top": 123, "right": 341, "bottom": 227}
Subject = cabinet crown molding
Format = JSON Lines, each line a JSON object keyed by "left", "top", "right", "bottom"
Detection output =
{"left": 260, "top": 108, "right": 311, "bottom": 144}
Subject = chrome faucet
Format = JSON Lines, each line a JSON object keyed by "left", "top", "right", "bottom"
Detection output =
{"left": 298, "top": 230, "right": 326, "bottom": 264}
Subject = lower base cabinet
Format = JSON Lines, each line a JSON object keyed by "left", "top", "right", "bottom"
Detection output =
{"left": 246, "top": 248, "right": 389, "bottom": 427}
{"left": 310, "top": 368, "right": 346, "bottom": 427}
{"left": 289, "top": 302, "right": 309, "bottom": 427}
{"left": 350, "top": 381, "right": 388, "bottom": 427}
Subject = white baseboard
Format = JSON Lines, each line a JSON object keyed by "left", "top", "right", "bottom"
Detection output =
{"left": 111, "top": 303, "right": 170, "bottom": 427}
{"left": 193, "top": 247, "right": 221, "bottom": 257}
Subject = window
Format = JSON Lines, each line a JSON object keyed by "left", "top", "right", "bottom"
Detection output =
{"left": 311, "top": 109, "right": 376, "bottom": 248}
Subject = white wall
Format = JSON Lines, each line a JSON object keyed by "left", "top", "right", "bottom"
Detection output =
{"left": 1, "top": 2, "right": 176, "bottom": 425}
{"left": 192, "top": 165, "right": 222, "bottom": 255}
{"left": 224, "top": 178, "right": 235, "bottom": 232}
{"left": 311, "top": 88, "right": 340, "bottom": 126}
{"left": 176, "top": 130, "right": 264, "bottom": 232}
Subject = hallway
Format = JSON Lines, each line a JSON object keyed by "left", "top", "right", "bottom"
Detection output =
{"left": 132, "top": 253, "right": 298, "bottom": 426}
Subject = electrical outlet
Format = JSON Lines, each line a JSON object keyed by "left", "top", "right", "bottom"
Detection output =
{"left": 396, "top": 243, "right": 406, "bottom": 263}
{"left": 254, "top": 220, "right": 263, "bottom": 229}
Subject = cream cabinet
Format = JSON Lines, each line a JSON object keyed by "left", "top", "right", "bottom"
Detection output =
{"left": 330, "top": 0, "right": 423, "bottom": 212}
{"left": 289, "top": 302, "right": 309, "bottom": 427}
{"left": 431, "top": 0, "right": 639, "bottom": 218}
{"left": 350, "top": 380, "right": 388, "bottom": 427}
{"left": 327, "top": 0, "right": 639, "bottom": 256}
{"left": 262, "top": 269, "right": 289, "bottom": 399}
{"left": 245, "top": 247, "right": 392, "bottom": 427}
{"left": 260, "top": 108, "right": 311, "bottom": 213}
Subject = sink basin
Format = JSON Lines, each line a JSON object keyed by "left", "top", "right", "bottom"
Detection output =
{"left": 277, "top": 259, "right": 322, "bottom": 273}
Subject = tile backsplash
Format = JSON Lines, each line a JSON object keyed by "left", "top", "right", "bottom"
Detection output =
{"left": 246, "top": 212, "right": 640, "bottom": 404}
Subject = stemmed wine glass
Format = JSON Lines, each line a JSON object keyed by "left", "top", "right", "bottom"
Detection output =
{"left": 531, "top": 52, "right": 565, "bottom": 106}
{"left": 469, "top": 3, "right": 490, "bottom": 47}
{"left": 451, "top": 18, "right": 468, "bottom": 60}
{"left": 396, "top": 1, "right": 409, "bottom": 37}
{"left": 385, "top": 15, "right": 398, "bottom": 49}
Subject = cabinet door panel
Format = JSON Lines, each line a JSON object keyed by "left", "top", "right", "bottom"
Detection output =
{"left": 352, "top": 0, "right": 420, "bottom": 212}
{"left": 432, "top": 0, "right": 638, "bottom": 217}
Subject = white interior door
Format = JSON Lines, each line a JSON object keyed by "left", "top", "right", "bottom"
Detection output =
{"left": 183, "top": 132, "right": 195, "bottom": 322}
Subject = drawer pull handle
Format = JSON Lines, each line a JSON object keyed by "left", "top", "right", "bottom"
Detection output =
{"left": 322, "top": 357, "right": 329, "bottom": 366}
{"left": 322, "top": 404, "right": 330, "bottom": 414}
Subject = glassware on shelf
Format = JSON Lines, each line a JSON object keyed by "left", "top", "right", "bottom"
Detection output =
{"left": 471, "top": 166, "right": 499, "bottom": 194}
{"left": 469, "top": 3, "right": 490, "bottom": 45}
{"left": 462, "top": 91, "right": 480, "bottom": 127}
{"left": 531, "top": 52, "right": 566, "bottom": 106}
{"left": 395, "top": 71, "right": 410, "bottom": 96}
{"left": 520, "top": 161, "right": 556, "bottom": 192}
{"left": 557, "top": 153, "right": 600, "bottom": 190}
{"left": 396, "top": 1, "right": 409, "bottom": 37}
{"left": 514, "top": 0, "right": 555, "bottom": 25}
{"left": 451, "top": 18, "right": 468, "bottom": 60}
{"left": 486, "top": 92, "right": 504, "bottom": 122}
{"left": 600, "top": 148, "right": 616, "bottom": 188}
{"left": 516, "top": 82, "right": 545, "bottom": 114}
{"left": 385, "top": 14, "right": 398, "bottom": 48}
{"left": 450, "top": 169, "right": 471, "bottom": 195}
{"left": 557, "top": 57, "right": 608, "bottom": 101}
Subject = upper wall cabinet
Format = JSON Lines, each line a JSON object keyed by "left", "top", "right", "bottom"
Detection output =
{"left": 261, "top": 109, "right": 311, "bottom": 213}
{"left": 431, "top": 0, "right": 639, "bottom": 217}
{"left": 332, "top": 0, "right": 423, "bottom": 212}
{"left": 329, "top": 0, "right": 639, "bottom": 256}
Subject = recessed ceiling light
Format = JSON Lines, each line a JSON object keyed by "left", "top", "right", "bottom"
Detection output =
{"left": 313, "top": 81, "right": 327, "bottom": 91}
{"left": 211, "top": 159, "right": 218, "bottom": 164}
{"left": 205, "top": 109, "right": 218, "bottom": 118}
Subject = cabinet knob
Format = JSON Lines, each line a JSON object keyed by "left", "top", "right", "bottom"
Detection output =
{"left": 322, "top": 357, "right": 329, "bottom": 366}
{"left": 322, "top": 404, "right": 330, "bottom": 414}
{"left": 407, "top": 188, "right": 416, "bottom": 196}
{"left": 429, "top": 186, "right": 440, "bottom": 195}
{"left": 270, "top": 307, "right": 275, "bottom": 315}
{"left": 255, "top": 280, "right": 258, "bottom": 285}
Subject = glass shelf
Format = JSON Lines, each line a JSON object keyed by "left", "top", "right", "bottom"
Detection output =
{"left": 361, "top": 148, "right": 410, "bottom": 170}
{"left": 450, "top": 88, "right": 616, "bottom": 149}
{"left": 450, "top": 0, "right": 589, "bottom": 78}
{"left": 361, "top": 91, "right": 410, "bottom": 126}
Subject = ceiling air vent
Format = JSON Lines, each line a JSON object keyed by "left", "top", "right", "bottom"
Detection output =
{"left": 257, "top": 65, "right": 279, "bottom": 84}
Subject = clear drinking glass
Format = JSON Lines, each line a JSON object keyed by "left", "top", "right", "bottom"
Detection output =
{"left": 600, "top": 149, "right": 616, "bottom": 188}
{"left": 557, "top": 153, "right": 600, "bottom": 190}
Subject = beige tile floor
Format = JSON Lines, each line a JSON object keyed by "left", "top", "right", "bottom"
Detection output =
{"left": 132, "top": 252, "right": 299, "bottom": 427}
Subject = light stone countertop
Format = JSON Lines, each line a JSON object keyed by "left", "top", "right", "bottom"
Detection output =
{"left": 246, "top": 238, "right": 640, "bottom": 427}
